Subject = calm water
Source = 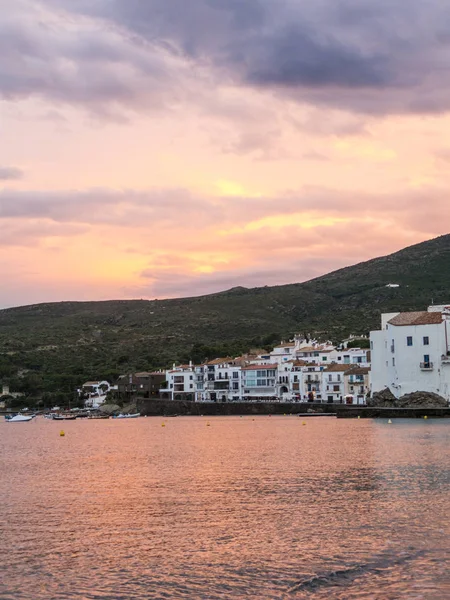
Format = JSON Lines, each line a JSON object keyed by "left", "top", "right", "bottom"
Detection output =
{"left": 1, "top": 416, "right": 450, "bottom": 599}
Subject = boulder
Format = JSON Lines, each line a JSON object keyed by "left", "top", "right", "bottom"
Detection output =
{"left": 99, "top": 403, "right": 121, "bottom": 415}
{"left": 397, "top": 391, "right": 448, "bottom": 408}
{"left": 369, "top": 388, "right": 397, "bottom": 407}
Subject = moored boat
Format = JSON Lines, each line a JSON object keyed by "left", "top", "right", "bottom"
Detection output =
{"left": 5, "top": 414, "right": 34, "bottom": 422}
{"left": 52, "top": 414, "right": 78, "bottom": 421}
{"left": 115, "top": 413, "right": 141, "bottom": 419}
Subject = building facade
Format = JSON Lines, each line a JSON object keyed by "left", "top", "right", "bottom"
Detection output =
{"left": 370, "top": 305, "right": 450, "bottom": 400}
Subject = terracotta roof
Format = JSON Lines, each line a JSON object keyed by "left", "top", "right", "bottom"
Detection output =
{"left": 241, "top": 364, "right": 277, "bottom": 370}
{"left": 297, "top": 346, "right": 334, "bottom": 353}
{"left": 388, "top": 312, "right": 443, "bottom": 326}
{"left": 324, "top": 363, "right": 352, "bottom": 372}
{"left": 345, "top": 366, "right": 371, "bottom": 375}
{"left": 206, "top": 357, "right": 233, "bottom": 365}
{"left": 292, "top": 360, "right": 309, "bottom": 367}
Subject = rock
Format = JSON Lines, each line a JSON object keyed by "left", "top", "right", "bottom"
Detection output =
{"left": 100, "top": 404, "right": 121, "bottom": 415}
{"left": 369, "top": 388, "right": 397, "bottom": 407}
{"left": 397, "top": 391, "right": 448, "bottom": 408}
{"left": 122, "top": 403, "right": 137, "bottom": 415}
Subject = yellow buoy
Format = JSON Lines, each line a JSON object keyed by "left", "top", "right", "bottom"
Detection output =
{"left": 424, "top": 415, "right": 428, "bottom": 419}
{"left": 388, "top": 419, "right": 392, "bottom": 424}
{"left": 302, "top": 421, "right": 306, "bottom": 426}
{"left": 161, "top": 423, "right": 165, "bottom": 427}
{"left": 60, "top": 430, "right": 65, "bottom": 437}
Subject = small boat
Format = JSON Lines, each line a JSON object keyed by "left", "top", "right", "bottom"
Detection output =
{"left": 87, "top": 415, "right": 110, "bottom": 419}
{"left": 52, "top": 414, "right": 78, "bottom": 421}
{"left": 5, "top": 414, "right": 34, "bottom": 422}
{"left": 115, "top": 413, "right": 141, "bottom": 419}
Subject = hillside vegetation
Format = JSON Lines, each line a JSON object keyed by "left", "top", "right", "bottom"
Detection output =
{"left": 1, "top": 234, "right": 449, "bottom": 404}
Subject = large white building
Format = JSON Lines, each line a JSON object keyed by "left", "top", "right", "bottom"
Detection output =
{"left": 370, "top": 305, "right": 450, "bottom": 400}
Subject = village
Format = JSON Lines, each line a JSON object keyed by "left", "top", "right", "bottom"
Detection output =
{"left": 79, "top": 303, "right": 450, "bottom": 409}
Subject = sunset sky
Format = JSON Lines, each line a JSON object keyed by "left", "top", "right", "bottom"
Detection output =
{"left": 1, "top": 0, "right": 450, "bottom": 307}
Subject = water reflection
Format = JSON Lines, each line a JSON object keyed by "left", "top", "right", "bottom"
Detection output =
{"left": 0, "top": 417, "right": 449, "bottom": 599}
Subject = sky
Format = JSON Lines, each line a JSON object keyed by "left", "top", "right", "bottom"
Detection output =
{"left": 1, "top": 0, "right": 450, "bottom": 307}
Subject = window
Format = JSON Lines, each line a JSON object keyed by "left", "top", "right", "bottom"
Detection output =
{"left": 424, "top": 354, "right": 430, "bottom": 365}
{"left": 337, "top": 356, "right": 342, "bottom": 360}
{"left": 407, "top": 336, "right": 413, "bottom": 346}
{"left": 233, "top": 382, "right": 239, "bottom": 390}
{"left": 423, "top": 336, "right": 429, "bottom": 346}
{"left": 392, "top": 358, "right": 395, "bottom": 366}
{"left": 328, "top": 374, "right": 332, "bottom": 382}
{"left": 322, "top": 357, "right": 327, "bottom": 362}
{"left": 189, "top": 375, "right": 193, "bottom": 380}
{"left": 233, "top": 371, "right": 239, "bottom": 379}
{"left": 333, "top": 385, "right": 340, "bottom": 392}
{"left": 371, "top": 341, "right": 374, "bottom": 349}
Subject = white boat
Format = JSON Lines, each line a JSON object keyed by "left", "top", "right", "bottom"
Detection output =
{"left": 5, "top": 414, "right": 34, "bottom": 422}
{"left": 115, "top": 413, "right": 141, "bottom": 419}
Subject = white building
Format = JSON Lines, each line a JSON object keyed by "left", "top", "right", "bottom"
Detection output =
{"left": 197, "top": 358, "right": 243, "bottom": 402}
{"left": 162, "top": 364, "right": 196, "bottom": 401}
{"left": 79, "top": 380, "right": 111, "bottom": 408}
{"left": 322, "top": 364, "right": 348, "bottom": 403}
{"left": 370, "top": 305, "right": 450, "bottom": 400}
{"left": 241, "top": 364, "right": 278, "bottom": 401}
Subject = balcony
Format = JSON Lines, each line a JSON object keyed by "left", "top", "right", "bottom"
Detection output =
{"left": 420, "top": 362, "right": 434, "bottom": 370}
{"left": 441, "top": 354, "right": 450, "bottom": 364}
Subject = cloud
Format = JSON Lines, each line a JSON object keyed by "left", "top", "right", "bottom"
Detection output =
{"left": 0, "top": 166, "right": 24, "bottom": 180}
{"left": 46, "top": 0, "right": 450, "bottom": 116}
{"left": 1, "top": 0, "right": 450, "bottom": 121}
{"left": 0, "top": 0, "right": 193, "bottom": 119}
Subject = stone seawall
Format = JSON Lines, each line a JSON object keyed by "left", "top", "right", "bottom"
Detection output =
{"left": 137, "top": 399, "right": 338, "bottom": 416}
{"left": 336, "top": 406, "right": 450, "bottom": 418}
{"left": 136, "top": 399, "right": 450, "bottom": 418}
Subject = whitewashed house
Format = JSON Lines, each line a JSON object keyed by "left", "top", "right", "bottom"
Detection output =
{"left": 370, "top": 305, "right": 450, "bottom": 401}
{"left": 343, "top": 366, "right": 370, "bottom": 404}
{"left": 80, "top": 380, "right": 111, "bottom": 408}
{"left": 270, "top": 343, "right": 296, "bottom": 365}
{"left": 162, "top": 363, "right": 196, "bottom": 401}
{"left": 322, "top": 364, "right": 348, "bottom": 403}
{"left": 241, "top": 364, "right": 278, "bottom": 401}
{"left": 197, "top": 358, "right": 243, "bottom": 402}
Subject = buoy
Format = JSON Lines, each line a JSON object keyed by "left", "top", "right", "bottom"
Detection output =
{"left": 206, "top": 422, "right": 210, "bottom": 427}
{"left": 161, "top": 423, "right": 165, "bottom": 427}
{"left": 357, "top": 415, "right": 361, "bottom": 419}
{"left": 424, "top": 415, "right": 428, "bottom": 419}
{"left": 284, "top": 413, "right": 286, "bottom": 416}
{"left": 60, "top": 430, "right": 65, "bottom": 437}
{"left": 302, "top": 421, "right": 306, "bottom": 426}
{"left": 388, "top": 419, "right": 392, "bottom": 424}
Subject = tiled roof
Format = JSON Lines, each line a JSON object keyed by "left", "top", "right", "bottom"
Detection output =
{"left": 388, "top": 312, "right": 443, "bottom": 326}
{"left": 206, "top": 357, "right": 233, "bottom": 365}
{"left": 82, "top": 381, "right": 102, "bottom": 386}
{"left": 241, "top": 364, "right": 277, "bottom": 370}
{"left": 345, "top": 366, "right": 371, "bottom": 375}
{"left": 292, "top": 360, "right": 309, "bottom": 367}
{"left": 297, "top": 346, "right": 334, "bottom": 353}
{"left": 324, "top": 363, "right": 352, "bottom": 372}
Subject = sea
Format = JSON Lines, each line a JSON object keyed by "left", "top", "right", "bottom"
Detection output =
{"left": 1, "top": 415, "right": 449, "bottom": 599}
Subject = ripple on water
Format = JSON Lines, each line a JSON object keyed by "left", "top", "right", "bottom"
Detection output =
{"left": 0, "top": 416, "right": 449, "bottom": 599}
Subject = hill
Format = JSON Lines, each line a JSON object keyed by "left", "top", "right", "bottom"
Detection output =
{"left": 1, "top": 234, "right": 449, "bottom": 404}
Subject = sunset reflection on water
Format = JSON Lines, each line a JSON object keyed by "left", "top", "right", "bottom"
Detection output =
{"left": 1, "top": 416, "right": 449, "bottom": 599}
